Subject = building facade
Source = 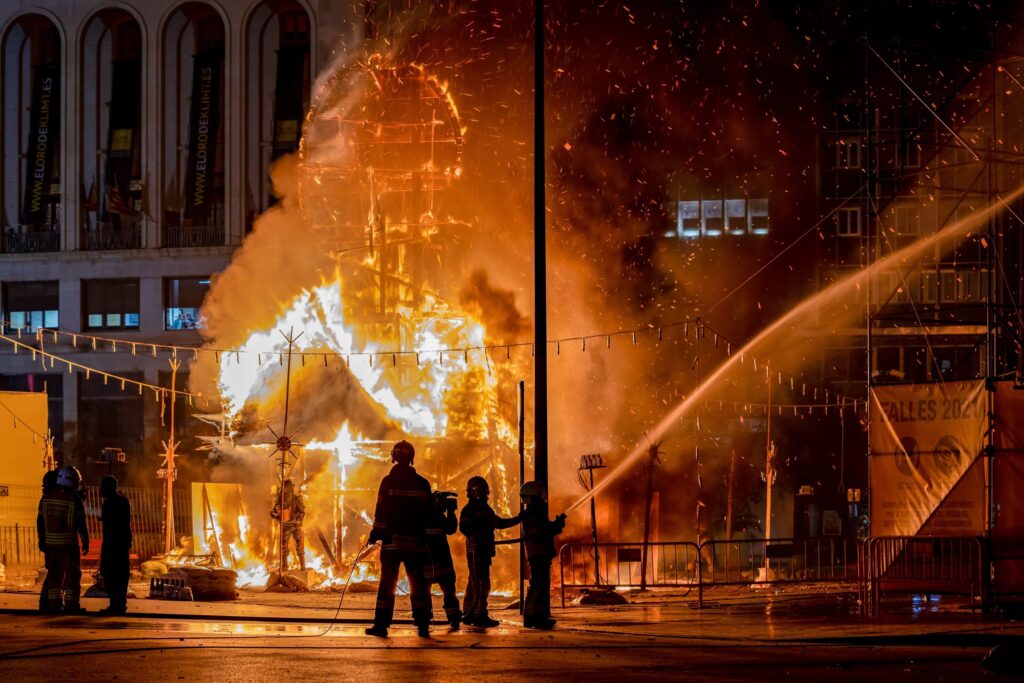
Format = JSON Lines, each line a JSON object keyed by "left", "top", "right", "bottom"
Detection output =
{"left": 0, "top": 0, "right": 361, "bottom": 481}
{"left": 816, "top": 2, "right": 1024, "bottom": 399}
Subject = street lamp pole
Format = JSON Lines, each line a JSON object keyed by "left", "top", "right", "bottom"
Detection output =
{"left": 534, "top": 0, "right": 548, "bottom": 496}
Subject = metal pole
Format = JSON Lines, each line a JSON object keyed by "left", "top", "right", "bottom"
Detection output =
{"left": 588, "top": 467, "right": 600, "bottom": 585}
{"left": 726, "top": 448, "right": 736, "bottom": 543}
{"left": 279, "top": 330, "right": 295, "bottom": 574}
{"left": 164, "top": 359, "right": 180, "bottom": 554}
{"left": 764, "top": 365, "right": 772, "bottom": 578}
{"left": 518, "top": 379, "right": 525, "bottom": 614}
{"left": 533, "top": 0, "right": 548, "bottom": 497}
{"left": 863, "top": 31, "right": 875, "bottom": 541}
{"left": 640, "top": 444, "right": 657, "bottom": 591}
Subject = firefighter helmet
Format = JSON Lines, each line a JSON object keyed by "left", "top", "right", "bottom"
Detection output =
{"left": 519, "top": 480, "right": 546, "bottom": 503}
{"left": 56, "top": 466, "right": 82, "bottom": 490}
{"left": 466, "top": 476, "right": 490, "bottom": 500}
{"left": 41, "top": 469, "right": 59, "bottom": 494}
{"left": 391, "top": 440, "right": 415, "bottom": 464}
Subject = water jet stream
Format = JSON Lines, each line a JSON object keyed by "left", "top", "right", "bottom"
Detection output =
{"left": 564, "top": 184, "right": 1024, "bottom": 517}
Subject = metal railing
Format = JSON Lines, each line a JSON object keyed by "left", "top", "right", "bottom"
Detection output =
{"left": 559, "top": 541, "right": 702, "bottom": 607}
{"left": 163, "top": 224, "right": 224, "bottom": 248}
{"left": 560, "top": 537, "right": 861, "bottom": 608}
{"left": 702, "top": 537, "right": 861, "bottom": 586}
{"left": 80, "top": 221, "right": 142, "bottom": 250}
{"left": 0, "top": 524, "right": 43, "bottom": 567}
{"left": 862, "top": 535, "right": 984, "bottom": 613}
{"left": 2, "top": 227, "right": 61, "bottom": 253}
{"left": 84, "top": 486, "right": 193, "bottom": 561}
{"left": 0, "top": 486, "right": 193, "bottom": 567}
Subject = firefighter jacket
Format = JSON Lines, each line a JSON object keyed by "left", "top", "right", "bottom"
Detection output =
{"left": 369, "top": 464, "right": 432, "bottom": 553}
{"left": 426, "top": 503, "right": 458, "bottom": 576}
{"left": 520, "top": 504, "right": 566, "bottom": 560}
{"left": 101, "top": 493, "right": 133, "bottom": 553}
{"left": 271, "top": 490, "right": 306, "bottom": 527}
{"left": 37, "top": 488, "right": 88, "bottom": 551}
{"left": 459, "top": 499, "right": 519, "bottom": 558}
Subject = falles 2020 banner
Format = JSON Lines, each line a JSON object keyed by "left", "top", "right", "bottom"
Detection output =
{"left": 869, "top": 380, "right": 986, "bottom": 537}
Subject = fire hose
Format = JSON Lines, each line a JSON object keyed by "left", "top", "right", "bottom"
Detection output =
{"left": 319, "top": 540, "right": 375, "bottom": 636}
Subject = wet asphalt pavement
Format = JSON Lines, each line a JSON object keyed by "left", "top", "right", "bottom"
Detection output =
{"left": 0, "top": 585, "right": 1018, "bottom": 681}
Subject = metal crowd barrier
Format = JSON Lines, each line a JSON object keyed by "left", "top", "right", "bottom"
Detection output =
{"left": 0, "top": 486, "right": 193, "bottom": 569}
{"left": 701, "top": 537, "right": 861, "bottom": 586}
{"left": 862, "top": 535, "right": 984, "bottom": 614}
{"left": 0, "top": 524, "right": 43, "bottom": 568}
{"left": 558, "top": 541, "right": 702, "bottom": 607}
{"left": 559, "top": 536, "right": 985, "bottom": 613}
{"left": 559, "top": 537, "right": 860, "bottom": 608}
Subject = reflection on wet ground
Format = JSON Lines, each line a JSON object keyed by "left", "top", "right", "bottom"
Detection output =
{"left": 0, "top": 582, "right": 1012, "bottom": 651}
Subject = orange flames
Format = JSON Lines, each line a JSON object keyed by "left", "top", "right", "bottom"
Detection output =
{"left": 195, "top": 55, "right": 526, "bottom": 589}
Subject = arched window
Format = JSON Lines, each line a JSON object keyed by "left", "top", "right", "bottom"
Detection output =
{"left": 245, "top": 0, "right": 311, "bottom": 231}
{"left": 80, "top": 9, "right": 142, "bottom": 250}
{"left": 162, "top": 2, "right": 225, "bottom": 247}
{"left": 1, "top": 14, "right": 62, "bottom": 253}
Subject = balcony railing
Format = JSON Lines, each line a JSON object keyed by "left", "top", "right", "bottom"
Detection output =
{"left": 80, "top": 220, "right": 142, "bottom": 251}
{"left": 163, "top": 223, "right": 224, "bottom": 248}
{"left": 2, "top": 226, "right": 61, "bottom": 254}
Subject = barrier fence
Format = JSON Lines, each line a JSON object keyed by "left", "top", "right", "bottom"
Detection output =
{"left": 0, "top": 486, "right": 193, "bottom": 568}
{"left": 862, "top": 535, "right": 984, "bottom": 613}
{"left": 560, "top": 536, "right": 984, "bottom": 611}
{"left": 559, "top": 542, "right": 702, "bottom": 607}
{"left": 701, "top": 537, "right": 861, "bottom": 586}
{"left": 0, "top": 524, "right": 42, "bottom": 568}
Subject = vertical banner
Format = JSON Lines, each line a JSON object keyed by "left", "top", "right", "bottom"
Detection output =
{"left": 184, "top": 49, "right": 222, "bottom": 224}
{"left": 869, "top": 380, "right": 986, "bottom": 537}
{"left": 20, "top": 63, "right": 60, "bottom": 225}
{"left": 105, "top": 57, "right": 142, "bottom": 224}
{"left": 271, "top": 43, "right": 308, "bottom": 160}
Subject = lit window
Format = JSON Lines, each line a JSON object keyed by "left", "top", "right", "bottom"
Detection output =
{"left": 672, "top": 196, "right": 768, "bottom": 238}
{"left": 3, "top": 281, "right": 59, "bottom": 332}
{"left": 725, "top": 199, "right": 747, "bottom": 235}
{"left": 164, "top": 277, "right": 209, "bottom": 330}
{"left": 679, "top": 201, "right": 700, "bottom": 238}
{"left": 837, "top": 207, "right": 861, "bottom": 237}
{"left": 664, "top": 202, "right": 679, "bottom": 237}
{"left": 702, "top": 199, "right": 723, "bottom": 236}
{"left": 837, "top": 138, "right": 861, "bottom": 169}
{"left": 749, "top": 198, "right": 769, "bottom": 235}
{"left": 83, "top": 279, "right": 139, "bottom": 330}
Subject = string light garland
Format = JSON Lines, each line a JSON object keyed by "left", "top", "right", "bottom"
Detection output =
{"left": 0, "top": 333, "right": 201, "bottom": 402}
{"left": 31, "top": 319, "right": 703, "bottom": 362}
{"left": 703, "top": 397, "right": 863, "bottom": 417}
{"left": 16, "top": 316, "right": 864, "bottom": 413}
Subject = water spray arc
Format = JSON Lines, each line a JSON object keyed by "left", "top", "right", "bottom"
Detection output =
{"left": 564, "top": 184, "right": 1024, "bottom": 518}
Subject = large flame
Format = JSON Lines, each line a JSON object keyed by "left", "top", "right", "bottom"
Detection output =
{"left": 218, "top": 278, "right": 494, "bottom": 437}
{"left": 194, "top": 55, "right": 523, "bottom": 590}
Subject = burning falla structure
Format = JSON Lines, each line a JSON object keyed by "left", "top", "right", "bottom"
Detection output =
{"left": 188, "top": 57, "right": 528, "bottom": 589}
